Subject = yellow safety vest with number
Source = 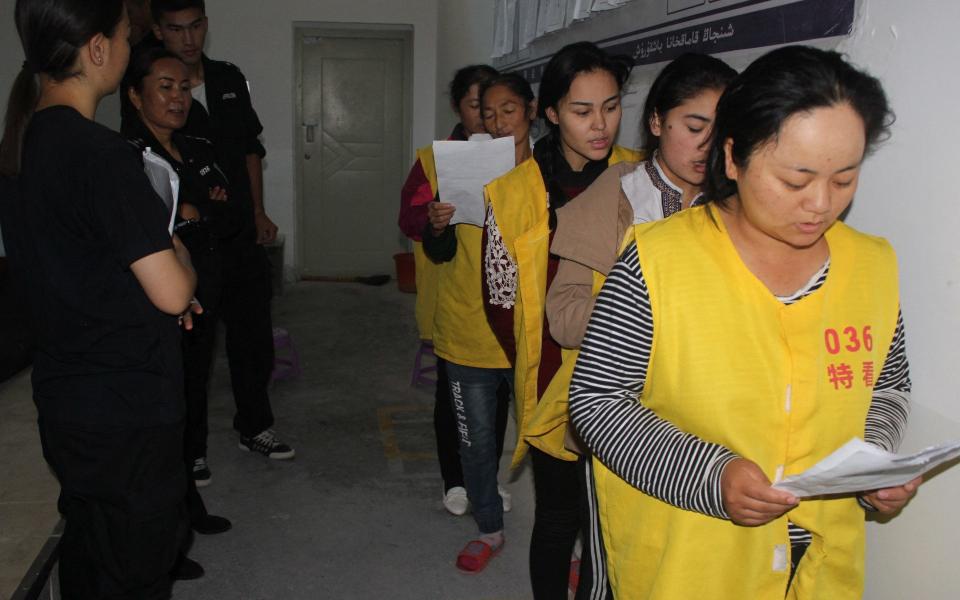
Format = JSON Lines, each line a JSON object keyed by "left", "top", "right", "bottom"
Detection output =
{"left": 412, "top": 147, "right": 440, "bottom": 341}
{"left": 485, "top": 146, "right": 642, "bottom": 468}
{"left": 593, "top": 204, "right": 899, "bottom": 600}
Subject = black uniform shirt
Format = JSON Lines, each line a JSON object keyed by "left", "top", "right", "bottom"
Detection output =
{"left": 4, "top": 106, "right": 184, "bottom": 428}
{"left": 180, "top": 56, "right": 266, "bottom": 231}
{"left": 125, "top": 117, "right": 236, "bottom": 308}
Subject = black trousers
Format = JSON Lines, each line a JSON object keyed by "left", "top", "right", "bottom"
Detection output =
{"left": 39, "top": 419, "right": 188, "bottom": 600}
{"left": 433, "top": 358, "right": 510, "bottom": 491}
{"left": 182, "top": 239, "right": 275, "bottom": 454}
{"left": 529, "top": 447, "right": 612, "bottom": 600}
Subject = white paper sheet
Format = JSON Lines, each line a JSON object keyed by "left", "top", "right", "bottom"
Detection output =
{"left": 591, "top": 0, "right": 633, "bottom": 10}
{"left": 432, "top": 136, "right": 516, "bottom": 227}
{"left": 142, "top": 147, "right": 180, "bottom": 235}
{"left": 773, "top": 437, "right": 960, "bottom": 498}
{"left": 493, "top": 0, "right": 518, "bottom": 58}
{"left": 536, "top": 0, "right": 566, "bottom": 36}
{"left": 518, "top": 0, "right": 540, "bottom": 49}
{"left": 569, "top": 0, "right": 592, "bottom": 23}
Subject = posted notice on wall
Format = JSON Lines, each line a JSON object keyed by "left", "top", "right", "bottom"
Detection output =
{"left": 433, "top": 135, "right": 516, "bottom": 227}
{"left": 773, "top": 437, "right": 960, "bottom": 498}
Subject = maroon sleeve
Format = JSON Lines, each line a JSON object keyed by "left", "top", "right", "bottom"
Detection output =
{"left": 481, "top": 220, "right": 517, "bottom": 365}
{"left": 399, "top": 159, "right": 433, "bottom": 241}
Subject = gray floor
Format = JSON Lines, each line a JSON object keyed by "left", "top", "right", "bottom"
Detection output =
{"left": 173, "top": 281, "right": 536, "bottom": 600}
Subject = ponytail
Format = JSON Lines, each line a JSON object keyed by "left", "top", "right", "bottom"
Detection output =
{"left": 0, "top": 66, "right": 39, "bottom": 177}
{"left": 0, "top": 0, "right": 125, "bottom": 177}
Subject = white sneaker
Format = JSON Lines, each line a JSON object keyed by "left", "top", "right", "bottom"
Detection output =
{"left": 443, "top": 486, "right": 469, "bottom": 516}
{"left": 498, "top": 485, "right": 512, "bottom": 513}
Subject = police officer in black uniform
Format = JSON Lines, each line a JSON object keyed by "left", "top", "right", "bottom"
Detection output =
{"left": 122, "top": 44, "right": 234, "bottom": 579}
{"left": 144, "top": 0, "right": 295, "bottom": 479}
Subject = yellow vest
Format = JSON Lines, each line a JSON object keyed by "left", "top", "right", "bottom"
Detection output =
{"left": 594, "top": 205, "right": 899, "bottom": 600}
{"left": 431, "top": 147, "right": 510, "bottom": 368}
{"left": 412, "top": 147, "right": 440, "bottom": 341}
{"left": 485, "top": 146, "right": 642, "bottom": 467}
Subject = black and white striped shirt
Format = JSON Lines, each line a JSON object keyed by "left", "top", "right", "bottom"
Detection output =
{"left": 569, "top": 242, "right": 911, "bottom": 539}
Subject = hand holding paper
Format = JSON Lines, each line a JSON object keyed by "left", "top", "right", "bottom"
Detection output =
{"left": 432, "top": 136, "right": 516, "bottom": 227}
{"left": 772, "top": 437, "right": 959, "bottom": 499}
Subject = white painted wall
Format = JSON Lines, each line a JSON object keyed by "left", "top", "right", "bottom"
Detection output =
{"left": 837, "top": 2, "right": 960, "bottom": 598}
{"left": 200, "top": 0, "right": 438, "bottom": 272}
{"left": 435, "top": 0, "right": 495, "bottom": 137}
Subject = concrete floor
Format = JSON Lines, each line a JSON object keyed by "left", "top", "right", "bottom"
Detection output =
{"left": 0, "top": 370, "right": 60, "bottom": 599}
{"left": 0, "top": 280, "right": 540, "bottom": 599}
{"left": 176, "top": 281, "right": 536, "bottom": 599}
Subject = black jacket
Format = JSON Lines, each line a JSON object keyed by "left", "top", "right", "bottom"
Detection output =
{"left": 180, "top": 56, "right": 266, "bottom": 230}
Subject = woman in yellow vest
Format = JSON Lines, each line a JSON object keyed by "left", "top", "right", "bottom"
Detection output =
{"left": 569, "top": 46, "right": 921, "bottom": 600}
{"left": 482, "top": 42, "right": 640, "bottom": 598}
{"left": 547, "top": 53, "right": 736, "bottom": 349}
{"left": 398, "top": 64, "right": 511, "bottom": 517}
{"left": 422, "top": 71, "right": 537, "bottom": 572}
{"left": 533, "top": 52, "right": 736, "bottom": 600}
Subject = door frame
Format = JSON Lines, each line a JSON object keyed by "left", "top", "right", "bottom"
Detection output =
{"left": 292, "top": 22, "right": 414, "bottom": 279}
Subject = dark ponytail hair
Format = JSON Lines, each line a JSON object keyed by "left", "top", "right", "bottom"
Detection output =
{"left": 704, "top": 45, "right": 893, "bottom": 206}
{"left": 533, "top": 42, "right": 631, "bottom": 202}
{"left": 478, "top": 72, "right": 535, "bottom": 111}
{"left": 0, "top": 0, "right": 125, "bottom": 176}
{"left": 641, "top": 53, "right": 736, "bottom": 155}
{"left": 449, "top": 64, "right": 499, "bottom": 111}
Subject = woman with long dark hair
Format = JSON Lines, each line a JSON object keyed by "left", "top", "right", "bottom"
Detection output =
{"left": 481, "top": 42, "right": 640, "bottom": 597}
{"left": 545, "top": 52, "right": 736, "bottom": 361}
{"left": 0, "top": 1, "right": 196, "bottom": 596}
{"left": 569, "top": 46, "right": 920, "bottom": 599}
{"left": 398, "top": 64, "right": 512, "bottom": 517}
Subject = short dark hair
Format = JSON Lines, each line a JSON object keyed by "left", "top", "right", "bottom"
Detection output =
{"left": 151, "top": 0, "right": 205, "bottom": 23}
{"left": 479, "top": 73, "right": 535, "bottom": 109}
{"left": 122, "top": 47, "right": 183, "bottom": 97}
{"left": 704, "top": 45, "right": 893, "bottom": 206}
{"left": 641, "top": 53, "right": 737, "bottom": 155}
{"left": 448, "top": 64, "right": 499, "bottom": 110}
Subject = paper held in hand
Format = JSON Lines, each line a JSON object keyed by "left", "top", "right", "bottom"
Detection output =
{"left": 432, "top": 135, "right": 516, "bottom": 227}
{"left": 773, "top": 437, "right": 960, "bottom": 498}
{"left": 142, "top": 147, "right": 180, "bottom": 235}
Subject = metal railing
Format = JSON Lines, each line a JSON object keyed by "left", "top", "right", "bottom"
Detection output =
{"left": 10, "top": 520, "right": 62, "bottom": 600}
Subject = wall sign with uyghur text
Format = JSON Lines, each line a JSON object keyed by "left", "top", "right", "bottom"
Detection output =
{"left": 508, "top": 0, "right": 855, "bottom": 84}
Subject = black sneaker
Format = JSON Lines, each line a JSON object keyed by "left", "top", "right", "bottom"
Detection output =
{"left": 238, "top": 429, "right": 296, "bottom": 459}
{"left": 192, "top": 457, "right": 212, "bottom": 487}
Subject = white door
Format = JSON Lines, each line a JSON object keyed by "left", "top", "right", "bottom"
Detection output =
{"left": 297, "top": 29, "right": 411, "bottom": 277}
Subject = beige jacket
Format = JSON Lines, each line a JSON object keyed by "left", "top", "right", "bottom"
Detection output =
{"left": 546, "top": 161, "right": 641, "bottom": 348}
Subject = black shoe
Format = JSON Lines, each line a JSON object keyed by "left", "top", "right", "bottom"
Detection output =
{"left": 172, "top": 555, "right": 205, "bottom": 581}
{"left": 238, "top": 428, "right": 296, "bottom": 459}
{"left": 192, "top": 457, "right": 212, "bottom": 487}
{"left": 192, "top": 513, "right": 232, "bottom": 535}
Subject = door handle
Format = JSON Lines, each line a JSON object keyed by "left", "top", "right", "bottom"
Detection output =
{"left": 304, "top": 123, "right": 317, "bottom": 144}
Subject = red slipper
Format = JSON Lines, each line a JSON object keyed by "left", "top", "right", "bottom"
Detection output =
{"left": 569, "top": 558, "right": 581, "bottom": 592}
{"left": 455, "top": 539, "right": 504, "bottom": 573}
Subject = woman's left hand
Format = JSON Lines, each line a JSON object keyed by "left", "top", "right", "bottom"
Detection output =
{"left": 861, "top": 476, "right": 922, "bottom": 514}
